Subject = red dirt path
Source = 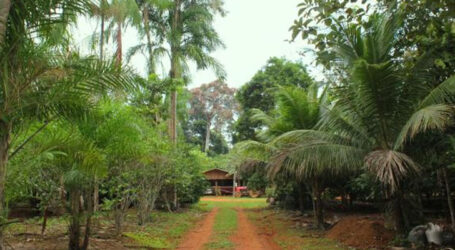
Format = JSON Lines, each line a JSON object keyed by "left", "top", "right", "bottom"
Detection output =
{"left": 177, "top": 207, "right": 219, "bottom": 249}
{"left": 231, "top": 208, "right": 281, "bottom": 250}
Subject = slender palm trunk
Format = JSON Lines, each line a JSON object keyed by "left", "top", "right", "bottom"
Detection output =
{"left": 169, "top": 89, "right": 177, "bottom": 143}
{"left": 204, "top": 120, "right": 211, "bottom": 152}
{"left": 82, "top": 190, "right": 93, "bottom": 250}
{"left": 169, "top": 52, "right": 179, "bottom": 144}
{"left": 100, "top": 14, "right": 105, "bottom": 60}
{"left": 69, "top": 190, "right": 81, "bottom": 250}
{"left": 0, "top": 0, "right": 11, "bottom": 45}
{"left": 116, "top": 22, "right": 122, "bottom": 65}
{"left": 41, "top": 206, "right": 48, "bottom": 235}
{"left": 93, "top": 178, "right": 99, "bottom": 212}
{"left": 169, "top": 0, "right": 181, "bottom": 145}
{"left": 442, "top": 167, "right": 455, "bottom": 231}
{"left": 59, "top": 176, "right": 66, "bottom": 214}
{"left": 0, "top": 121, "right": 10, "bottom": 250}
{"left": 142, "top": 5, "right": 155, "bottom": 74}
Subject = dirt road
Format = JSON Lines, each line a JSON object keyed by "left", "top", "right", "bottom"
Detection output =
{"left": 177, "top": 197, "right": 280, "bottom": 250}
{"left": 177, "top": 208, "right": 219, "bottom": 249}
{"left": 231, "top": 208, "right": 280, "bottom": 250}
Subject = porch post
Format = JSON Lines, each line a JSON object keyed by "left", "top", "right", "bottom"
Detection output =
{"left": 233, "top": 172, "right": 236, "bottom": 198}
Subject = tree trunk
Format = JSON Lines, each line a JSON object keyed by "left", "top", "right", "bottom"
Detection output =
{"left": 137, "top": 184, "right": 150, "bottom": 225}
{"left": 312, "top": 181, "right": 324, "bottom": 229}
{"left": 442, "top": 167, "right": 455, "bottom": 231}
{"left": 0, "top": 0, "right": 11, "bottom": 45}
{"left": 82, "top": 190, "right": 93, "bottom": 250}
{"left": 391, "top": 192, "right": 406, "bottom": 234}
{"left": 59, "top": 176, "right": 66, "bottom": 214}
{"left": 169, "top": 90, "right": 177, "bottom": 143}
{"left": 100, "top": 13, "right": 105, "bottom": 60}
{"left": 204, "top": 120, "right": 211, "bottom": 152}
{"left": 41, "top": 207, "right": 48, "bottom": 235}
{"left": 93, "top": 181, "right": 99, "bottom": 212}
{"left": 114, "top": 208, "right": 123, "bottom": 236}
{"left": 0, "top": 121, "right": 11, "bottom": 249}
{"left": 298, "top": 182, "right": 305, "bottom": 214}
{"left": 173, "top": 186, "right": 178, "bottom": 210}
{"left": 116, "top": 22, "right": 122, "bottom": 65}
{"left": 142, "top": 4, "right": 155, "bottom": 74}
{"left": 69, "top": 190, "right": 81, "bottom": 250}
{"left": 162, "top": 191, "right": 173, "bottom": 213}
{"left": 169, "top": 0, "right": 181, "bottom": 145}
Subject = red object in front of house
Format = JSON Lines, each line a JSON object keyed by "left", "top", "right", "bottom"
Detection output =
{"left": 235, "top": 186, "right": 247, "bottom": 192}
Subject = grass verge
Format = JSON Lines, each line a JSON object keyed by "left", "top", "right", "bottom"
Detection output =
{"left": 197, "top": 197, "right": 268, "bottom": 209}
{"left": 123, "top": 207, "right": 206, "bottom": 249}
{"left": 203, "top": 207, "right": 238, "bottom": 250}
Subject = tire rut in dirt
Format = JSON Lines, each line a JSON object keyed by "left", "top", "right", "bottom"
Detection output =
{"left": 177, "top": 207, "right": 219, "bottom": 249}
{"left": 230, "top": 208, "right": 281, "bottom": 250}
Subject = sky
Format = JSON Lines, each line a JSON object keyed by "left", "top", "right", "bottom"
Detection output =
{"left": 74, "top": 0, "right": 314, "bottom": 89}
{"left": 186, "top": 0, "right": 311, "bottom": 88}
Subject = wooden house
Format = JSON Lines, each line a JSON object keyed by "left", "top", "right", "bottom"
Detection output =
{"left": 203, "top": 168, "right": 236, "bottom": 195}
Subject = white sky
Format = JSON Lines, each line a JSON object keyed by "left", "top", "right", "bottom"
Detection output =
{"left": 73, "top": 0, "right": 317, "bottom": 89}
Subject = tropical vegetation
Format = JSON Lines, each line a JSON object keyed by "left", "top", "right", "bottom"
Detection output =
{"left": 0, "top": 0, "right": 455, "bottom": 249}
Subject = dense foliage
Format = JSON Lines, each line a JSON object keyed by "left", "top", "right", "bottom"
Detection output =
{"left": 230, "top": 0, "right": 455, "bottom": 238}
{"left": 1, "top": 0, "right": 455, "bottom": 248}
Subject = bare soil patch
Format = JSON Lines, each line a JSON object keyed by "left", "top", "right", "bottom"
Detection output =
{"left": 326, "top": 215, "right": 394, "bottom": 249}
{"left": 177, "top": 208, "right": 219, "bottom": 249}
{"left": 231, "top": 208, "right": 281, "bottom": 250}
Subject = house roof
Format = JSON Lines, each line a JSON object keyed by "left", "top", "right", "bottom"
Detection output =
{"left": 203, "top": 168, "right": 233, "bottom": 180}
{"left": 203, "top": 168, "right": 229, "bottom": 174}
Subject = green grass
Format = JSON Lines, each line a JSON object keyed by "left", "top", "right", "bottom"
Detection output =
{"left": 203, "top": 208, "right": 238, "bottom": 250}
{"left": 5, "top": 215, "right": 68, "bottom": 236}
{"left": 197, "top": 197, "right": 268, "bottom": 209}
{"left": 123, "top": 232, "right": 169, "bottom": 248}
{"left": 124, "top": 207, "right": 206, "bottom": 249}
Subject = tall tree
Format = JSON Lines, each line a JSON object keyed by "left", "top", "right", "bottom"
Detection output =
{"left": 107, "top": 0, "right": 141, "bottom": 64}
{"left": 90, "top": 0, "right": 112, "bottom": 59}
{"left": 233, "top": 85, "right": 335, "bottom": 228}
{"left": 233, "top": 57, "right": 314, "bottom": 142}
{"left": 128, "top": 0, "right": 170, "bottom": 74}
{"left": 189, "top": 80, "right": 236, "bottom": 152}
{"left": 166, "top": 0, "right": 225, "bottom": 144}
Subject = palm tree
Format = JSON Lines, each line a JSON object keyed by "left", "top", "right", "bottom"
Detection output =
{"left": 166, "top": 0, "right": 225, "bottom": 144}
{"left": 233, "top": 85, "right": 347, "bottom": 228}
{"left": 51, "top": 123, "right": 106, "bottom": 250}
{"left": 127, "top": 0, "right": 170, "bottom": 74}
{"left": 90, "top": 0, "right": 112, "bottom": 59}
{"left": 106, "top": 0, "right": 142, "bottom": 65}
{"left": 0, "top": 1, "right": 135, "bottom": 246}
{"left": 275, "top": 12, "right": 455, "bottom": 232}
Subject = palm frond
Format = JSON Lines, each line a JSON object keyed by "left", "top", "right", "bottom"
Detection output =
{"left": 394, "top": 104, "right": 454, "bottom": 149}
{"left": 365, "top": 150, "right": 420, "bottom": 194}
{"left": 419, "top": 75, "right": 455, "bottom": 108}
